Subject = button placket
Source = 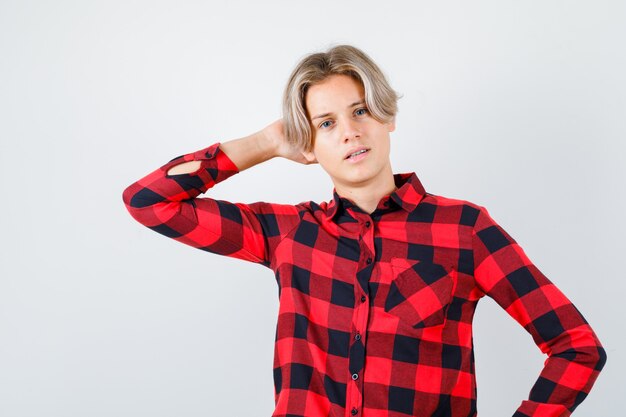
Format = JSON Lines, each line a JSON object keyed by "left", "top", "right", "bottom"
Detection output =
{"left": 347, "top": 215, "right": 374, "bottom": 417}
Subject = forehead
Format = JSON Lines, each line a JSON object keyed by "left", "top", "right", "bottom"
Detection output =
{"left": 305, "top": 74, "right": 365, "bottom": 112}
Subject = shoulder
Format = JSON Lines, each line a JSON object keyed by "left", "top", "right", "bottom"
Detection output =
{"left": 421, "top": 192, "right": 487, "bottom": 227}
{"left": 423, "top": 191, "right": 484, "bottom": 211}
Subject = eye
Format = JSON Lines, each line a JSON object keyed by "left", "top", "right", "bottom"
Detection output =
{"left": 355, "top": 107, "right": 369, "bottom": 116}
{"left": 319, "top": 120, "right": 333, "bottom": 129}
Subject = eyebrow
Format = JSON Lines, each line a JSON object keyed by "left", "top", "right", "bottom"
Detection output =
{"left": 311, "top": 99, "right": 366, "bottom": 121}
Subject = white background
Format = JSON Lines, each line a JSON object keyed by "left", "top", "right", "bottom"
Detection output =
{"left": 1, "top": 1, "right": 623, "bottom": 416}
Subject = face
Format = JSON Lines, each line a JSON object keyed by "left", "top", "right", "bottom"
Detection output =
{"left": 302, "top": 74, "right": 396, "bottom": 190}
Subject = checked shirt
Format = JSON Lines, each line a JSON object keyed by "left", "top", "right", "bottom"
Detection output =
{"left": 122, "top": 142, "right": 606, "bottom": 417}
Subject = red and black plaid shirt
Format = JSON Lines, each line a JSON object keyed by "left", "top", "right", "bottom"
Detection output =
{"left": 122, "top": 142, "right": 606, "bottom": 417}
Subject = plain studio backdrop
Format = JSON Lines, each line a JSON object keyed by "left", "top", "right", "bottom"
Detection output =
{"left": 0, "top": 1, "right": 623, "bottom": 416}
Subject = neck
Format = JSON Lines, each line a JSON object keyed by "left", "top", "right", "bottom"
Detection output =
{"left": 334, "top": 166, "right": 397, "bottom": 215}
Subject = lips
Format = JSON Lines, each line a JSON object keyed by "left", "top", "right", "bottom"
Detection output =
{"left": 345, "top": 147, "right": 370, "bottom": 159}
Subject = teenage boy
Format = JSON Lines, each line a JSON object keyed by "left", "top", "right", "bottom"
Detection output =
{"left": 123, "top": 44, "right": 606, "bottom": 417}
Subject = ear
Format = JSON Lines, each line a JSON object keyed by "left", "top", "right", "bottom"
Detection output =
{"left": 387, "top": 116, "right": 396, "bottom": 133}
{"left": 302, "top": 149, "right": 318, "bottom": 164}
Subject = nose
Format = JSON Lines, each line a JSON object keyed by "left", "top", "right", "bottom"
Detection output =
{"left": 341, "top": 117, "right": 361, "bottom": 142}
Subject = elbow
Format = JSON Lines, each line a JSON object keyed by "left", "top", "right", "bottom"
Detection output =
{"left": 122, "top": 184, "right": 134, "bottom": 209}
{"left": 122, "top": 182, "right": 163, "bottom": 211}
{"left": 122, "top": 181, "right": 176, "bottom": 229}
{"left": 122, "top": 184, "right": 141, "bottom": 223}
{"left": 577, "top": 342, "right": 608, "bottom": 373}
{"left": 122, "top": 182, "right": 155, "bottom": 223}
{"left": 551, "top": 327, "right": 607, "bottom": 373}
{"left": 122, "top": 183, "right": 143, "bottom": 213}
{"left": 584, "top": 328, "right": 608, "bottom": 373}
{"left": 594, "top": 345, "right": 608, "bottom": 372}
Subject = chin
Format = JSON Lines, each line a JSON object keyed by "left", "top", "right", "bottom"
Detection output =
{"left": 344, "top": 170, "right": 376, "bottom": 183}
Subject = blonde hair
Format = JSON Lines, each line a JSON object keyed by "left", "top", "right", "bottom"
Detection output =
{"left": 282, "top": 44, "right": 401, "bottom": 152}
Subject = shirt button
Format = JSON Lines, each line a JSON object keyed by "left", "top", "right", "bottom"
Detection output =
{"left": 366, "top": 257, "right": 372, "bottom": 264}
{"left": 361, "top": 295, "right": 366, "bottom": 302}
{"left": 351, "top": 373, "right": 359, "bottom": 380}
{"left": 354, "top": 333, "right": 361, "bottom": 341}
{"left": 351, "top": 408, "right": 358, "bottom": 415}
{"left": 365, "top": 221, "right": 371, "bottom": 227}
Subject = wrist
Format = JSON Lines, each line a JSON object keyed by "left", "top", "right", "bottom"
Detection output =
{"left": 253, "top": 129, "right": 278, "bottom": 161}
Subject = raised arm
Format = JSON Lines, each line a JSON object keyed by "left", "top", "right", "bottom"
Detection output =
{"left": 167, "top": 119, "right": 317, "bottom": 175}
{"left": 122, "top": 120, "right": 315, "bottom": 268}
{"left": 167, "top": 130, "right": 273, "bottom": 175}
{"left": 471, "top": 205, "right": 606, "bottom": 417}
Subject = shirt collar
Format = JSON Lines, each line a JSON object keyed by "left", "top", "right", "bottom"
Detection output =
{"left": 326, "top": 172, "right": 427, "bottom": 220}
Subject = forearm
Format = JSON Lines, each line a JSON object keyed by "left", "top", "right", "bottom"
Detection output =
{"left": 167, "top": 130, "right": 277, "bottom": 175}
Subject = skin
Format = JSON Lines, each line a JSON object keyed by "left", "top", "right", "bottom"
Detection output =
{"left": 301, "top": 74, "right": 397, "bottom": 214}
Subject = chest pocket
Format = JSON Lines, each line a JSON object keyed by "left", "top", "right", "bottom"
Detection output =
{"left": 384, "top": 258, "right": 457, "bottom": 329}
